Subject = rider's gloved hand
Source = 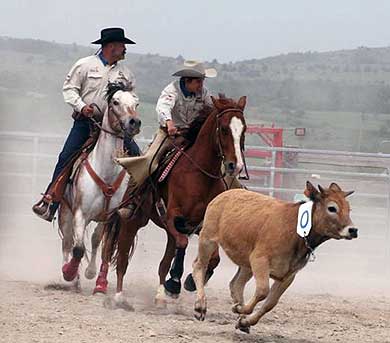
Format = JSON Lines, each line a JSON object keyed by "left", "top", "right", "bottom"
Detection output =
{"left": 166, "top": 119, "right": 178, "bottom": 136}
{"left": 81, "top": 104, "right": 95, "bottom": 118}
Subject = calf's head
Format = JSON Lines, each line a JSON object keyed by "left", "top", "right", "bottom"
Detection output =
{"left": 304, "top": 181, "right": 358, "bottom": 240}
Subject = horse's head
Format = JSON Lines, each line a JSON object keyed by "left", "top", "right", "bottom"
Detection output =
{"left": 106, "top": 81, "right": 141, "bottom": 137}
{"left": 305, "top": 181, "right": 358, "bottom": 240}
{"left": 211, "top": 95, "right": 247, "bottom": 176}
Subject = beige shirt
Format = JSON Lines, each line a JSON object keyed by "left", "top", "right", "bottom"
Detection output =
{"left": 63, "top": 55, "right": 136, "bottom": 113}
{"left": 156, "top": 80, "right": 212, "bottom": 128}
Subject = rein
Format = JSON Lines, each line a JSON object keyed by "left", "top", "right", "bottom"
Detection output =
{"left": 170, "top": 107, "right": 249, "bottom": 181}
{"left": 89, "top": 103, "right": 129, "bottom": 140}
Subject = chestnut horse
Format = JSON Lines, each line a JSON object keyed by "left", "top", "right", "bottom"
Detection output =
{"left": 102, "top": 96, "right": 247, "bottom": 308}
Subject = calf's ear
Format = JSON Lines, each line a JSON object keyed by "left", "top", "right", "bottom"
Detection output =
{"left": 304, "top": 181, "right": 320, "bottom": 201}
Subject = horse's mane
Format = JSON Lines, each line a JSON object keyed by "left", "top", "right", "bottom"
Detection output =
{"left": 183, "top": 104, "right": 215, "bottom": 143}
{"left": 105, "top": 81, "right": 134, "bottom": 103}
{"left": 183, "top": 96, "right": 239, "bottom": 143}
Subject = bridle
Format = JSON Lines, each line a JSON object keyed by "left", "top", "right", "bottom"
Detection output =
{"left": 215, "top": 108, "right": 249, "bottom": 180}
{"left": 173, "top": 107, "right": 249, "bottom": 181}
{"left": 89, "top": 100, "right": 137, "bottom": 141}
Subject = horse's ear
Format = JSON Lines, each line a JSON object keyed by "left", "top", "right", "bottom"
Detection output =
{"left": 237, "top": 96, "right": 247, "bottom": 111}
{"left": 304, "top": 181, "right": 320, "bottom": 201}
{"left": 211, "top": 96, "right": 220, "bottom": 109}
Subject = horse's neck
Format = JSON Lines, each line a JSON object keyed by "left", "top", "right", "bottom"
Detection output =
{"left": 88, "top": 111, "right": 123, "bottom": 180}
{"left": 189, "top": 112, "right": 221, "bottom": 171}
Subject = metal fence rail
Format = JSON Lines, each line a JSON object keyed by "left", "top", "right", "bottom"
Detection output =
{"left": 1, "top": 131, "right": 389, "bottom": 255}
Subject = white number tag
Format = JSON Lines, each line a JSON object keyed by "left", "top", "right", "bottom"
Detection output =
{"left": 296, "top": 201, "right": 313, "bottom": 238}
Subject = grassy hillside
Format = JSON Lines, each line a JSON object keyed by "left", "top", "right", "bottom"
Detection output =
{"left": 1, "top": 37, "right": 390, "bottom": 152}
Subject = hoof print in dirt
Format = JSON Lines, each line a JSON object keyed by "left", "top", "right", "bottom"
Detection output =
{"left": 103, "top": 296, "right": 134, "bottom": 312}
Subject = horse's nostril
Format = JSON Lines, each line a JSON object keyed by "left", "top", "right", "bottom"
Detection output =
{"left": 227, "top": 162, "right": 235, "bottom": 171}
{"left": 129, "top": 118, "right": 135, "bottom": 125}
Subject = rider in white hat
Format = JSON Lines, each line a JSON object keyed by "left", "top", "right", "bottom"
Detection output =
{"left": 117, "top": 60, "right": 217, "bottom": 192}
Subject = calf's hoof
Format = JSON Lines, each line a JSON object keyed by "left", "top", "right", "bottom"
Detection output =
{"left": 235, "top": 316, "right": 250, "bottom": 334}
{"left": 194, "top": 301, "right": 207, "bottom": 321}
{"left": 232, "top": 303, "right": 243, "bottom": 314}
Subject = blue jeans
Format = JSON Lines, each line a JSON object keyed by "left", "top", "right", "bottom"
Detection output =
{"left": 46, "top": 119, "right": 140, "bottom": 193}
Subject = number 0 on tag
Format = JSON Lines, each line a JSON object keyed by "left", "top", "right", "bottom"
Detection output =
{"left": 297, "top": 201, "right": 313, "bottom": 238}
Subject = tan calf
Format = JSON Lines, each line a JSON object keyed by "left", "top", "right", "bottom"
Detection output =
{"left": 192, "top": 181, "right": 357, "bottom": 333}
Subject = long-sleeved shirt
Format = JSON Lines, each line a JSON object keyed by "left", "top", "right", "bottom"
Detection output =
{"left": 63, "top": 54, "right": 136, "bottom": 114}
{"left": 155, "top": 80, "right": 212, "bottom": 128}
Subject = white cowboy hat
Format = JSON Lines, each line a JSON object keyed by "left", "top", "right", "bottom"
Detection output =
{"left": 172, "top": 60, "right": 217, "bottom": 78}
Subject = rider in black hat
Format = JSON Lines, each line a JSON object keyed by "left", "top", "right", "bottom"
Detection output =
{"left": 32, "top": 27, "right": 140, "bottom": 222}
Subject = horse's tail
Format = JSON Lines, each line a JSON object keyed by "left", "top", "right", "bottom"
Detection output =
{"left": 105, "top": 212, "right": 138, "bottom": 268}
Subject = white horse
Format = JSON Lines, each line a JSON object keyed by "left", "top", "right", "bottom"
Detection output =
{"left": 59, "top": 82, "right": 140, "bottom": 293}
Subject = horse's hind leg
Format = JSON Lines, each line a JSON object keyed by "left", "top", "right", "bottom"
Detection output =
{"left": 85, "top": 223, "right": 104, "bottom": 279}
{"left": 94, "top": 225, "right": 113, "bottom": 294}
{"left": 104, "top": 217, "right": 139, "bottom": 311}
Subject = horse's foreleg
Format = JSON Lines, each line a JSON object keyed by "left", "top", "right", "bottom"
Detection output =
{"left": 154, "top": 231, "right": 176, "bottom": 307}
{"left": 62, "top": 208, "right": 86, "bottom": 282}
{"left": 85, "top": 223, "right": 104, "bottom": 280}
{"left": 163, "top": 247, "right": 186, "bottom": 298}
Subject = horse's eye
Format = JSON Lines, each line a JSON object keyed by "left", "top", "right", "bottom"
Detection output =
{"left": 136, "top": 103, "right": 139, "bottom": 109}
{"left": 221, "top": 127, "right": 229, "bottom": 135}
{"left": 328, "top": 206, "right": 338, "bottom": 213}
{"left": 113, "top": 100, "right": 119, "bottom": 106}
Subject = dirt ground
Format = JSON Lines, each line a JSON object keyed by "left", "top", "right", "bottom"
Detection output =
{"left": 0, "top": 276, "right": 389, "bottom": 343}
{"left": 1, "top": 218, "right": 390, "bottom": 343}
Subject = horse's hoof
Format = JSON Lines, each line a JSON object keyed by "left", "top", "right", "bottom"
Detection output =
{"left": 62, "top": 258, "right": 80, "bottom": 282}
{"left": 93, "top": 277, "right": 108, "bottom": 295}
{"left": 84, "top": 268, "right": 97, "bottom": 280}
{"left": 184, "top": 269, "right": 215, "bottom": 292}
{"left": 184, "top": 273, "right": 196, "bottom": 292}
{"left": 164, "top": 278, "right": 181, "bottom": 297}
{"left": 93, "top": 284, "right": 107, "bottom": 295}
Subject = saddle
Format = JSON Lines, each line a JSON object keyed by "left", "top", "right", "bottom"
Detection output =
{"left": 45, "top": 131, "right": 99, "bottom": 203}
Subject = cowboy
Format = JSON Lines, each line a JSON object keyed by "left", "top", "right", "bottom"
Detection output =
{"left": 117, "top": 60, "right": 217, "bottom": 191}
{"left": 32, "top": 27, "right": 140, "bottom": 222}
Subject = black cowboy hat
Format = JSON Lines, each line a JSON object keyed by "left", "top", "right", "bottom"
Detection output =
{"left": 91, "top": 27, "right": 136, "bottom": 45}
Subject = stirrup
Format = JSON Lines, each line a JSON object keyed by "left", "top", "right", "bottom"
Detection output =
{"left": 155, "top": 199, "right": 166, "bottom": 218}
{"left": 32, "top": 194, "right": 55, "bottom": 222}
